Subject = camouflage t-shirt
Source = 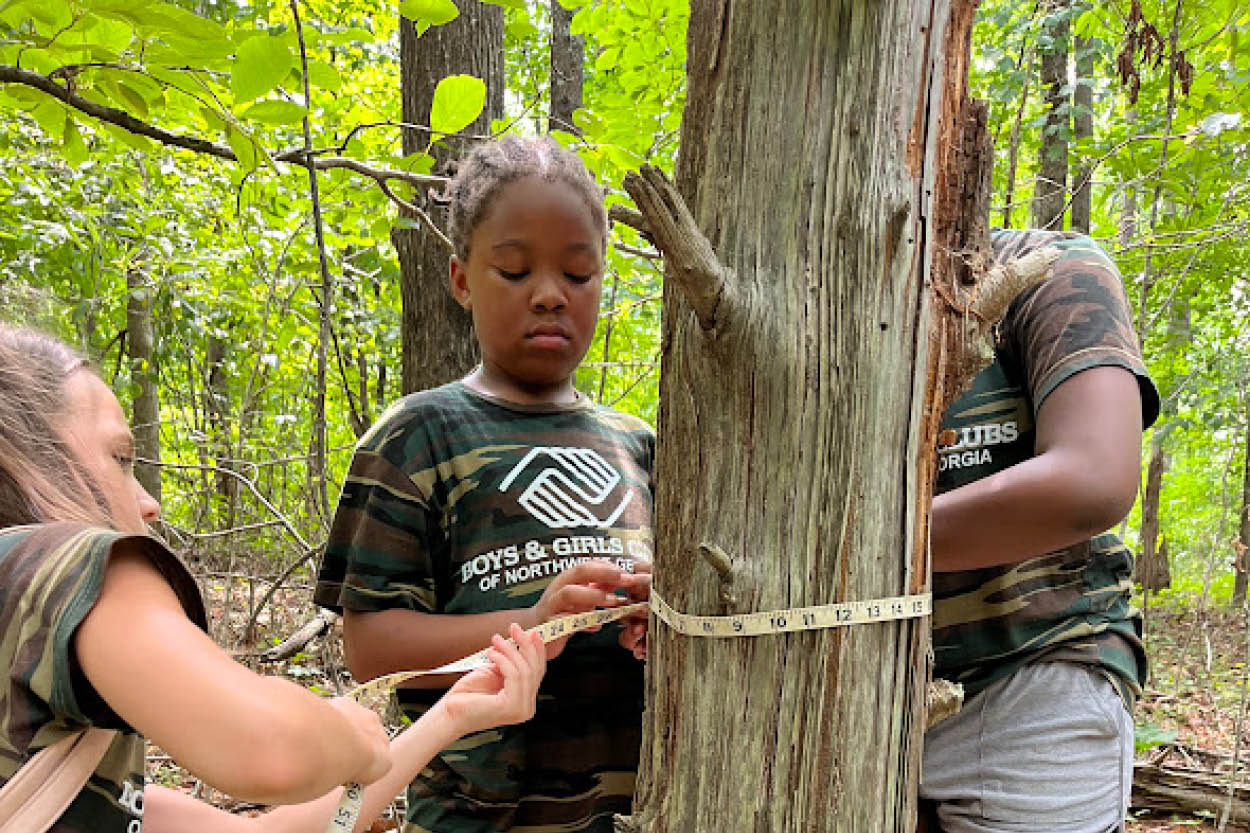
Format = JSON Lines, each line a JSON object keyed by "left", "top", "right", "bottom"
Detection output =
{"left": 0, "top": 522, "right": 206, "bottom": 833}
{"left": 932, "top": 229, "right": 1161, "bottom": 705}
{"left": 314, "top": 382, "right": 654, "bottom": 833}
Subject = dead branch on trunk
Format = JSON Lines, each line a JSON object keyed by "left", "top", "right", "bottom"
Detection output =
{"left": 621, "top": 165, "right": 734, "bottom": 332}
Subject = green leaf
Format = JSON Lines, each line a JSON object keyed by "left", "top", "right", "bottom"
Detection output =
{"left": 241, "top": 100, "right": 309, "bottom": 124}
{"left": 307, "top": 61, "right": 342, "bottom": 93}
{"left": 399, "top": 152, "right": 436, "bottom": 174}
{"left": 556, "top": 0, "right": 588, "bottom": 9}
{"left": 113, "top": 82, "right": 152, "bottom": 119}
{"left": 429, "top": 74, "right": 485, "bottom": 137}
{"left": 225, "top": 124, "right": 260, "bottom": 173}
{"left": 62, "top": 115, "right": 88, "bottom": 164}
{"left": 572, "top": 108, "right": 604, "bottom": 137}
{"left": 506, "top": 14, "right": 539, "bottom": 39}
{"left": 595, "top": 47, "right": 620, "bottom": 71}
{"left": 369, "top": 216, "right": 392, "bottom": 239}
{"left": 398, "top": 0, "right": 460, "bottom": 27}
{"left": 231, "top": 34, "right": 296, "bottom": 104}
{"left": 319, "top": 27, "right": 375, "bottom": 46}
{"left": 481, "top": 0, "right": 526, "bottom": 8}
{"left": 200, "top": 106, "right": 227, "bottom": 132}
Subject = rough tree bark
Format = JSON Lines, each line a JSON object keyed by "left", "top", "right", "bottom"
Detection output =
{"left": 125, "top": 269, "right": 161, "bottom": 505}
{"left": 396, "top": 6, "right": 503, "bottom": 394}
{"left": 549, "top": 0, "right": 584, "bottom": 134}
{"left": 619, "top": 0, "right": 1016, "bottom": 829}
{"left": 1031, "top": 0, "right": 1070, "bottom": 230}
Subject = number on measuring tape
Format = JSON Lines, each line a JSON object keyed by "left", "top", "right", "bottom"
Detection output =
{"left": 836, "top": 608, "right": 851, "bottom": 623}
{"left": 769, "top": 615, "right": 787, "bottom": 629}
{"left": 867, "top": 604, "right": 882, "bottom": 618}
{"left": 732, "top": 619, "right": 744, "bottom": 633}
{"left": 802, "top": 612, "right": 816, "bottom": 627}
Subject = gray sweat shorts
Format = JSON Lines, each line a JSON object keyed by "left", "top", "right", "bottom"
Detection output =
{"left": 920, "top": 661, "right": 1134, "bottom": 833}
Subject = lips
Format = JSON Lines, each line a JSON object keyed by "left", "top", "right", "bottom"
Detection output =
{"left": 525, "top": 323, "right": 572, "bottom": 347}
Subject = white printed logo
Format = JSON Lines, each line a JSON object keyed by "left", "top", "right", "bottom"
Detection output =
{"left": 500, "top": 446, "right": 634, "bottom": 529}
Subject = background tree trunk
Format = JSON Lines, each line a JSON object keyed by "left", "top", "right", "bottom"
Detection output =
{"left": 1233, "top": 409, "right": 1250, "bottom": 607}
{"left": 125, "top": 269, "right": 161, "bottom": 505}
{"left": 549, "top": 0, "right": 583, "bottom": 134}
{"left": 627, "top": 0, "right": 986, "bottom": 829}
{"left": 1138, "top": 437, "right": 1169, "bottom": 591}
{"left": 396, "top": 7, "right": 504, "bottom": 394}
{"left": 1030, "top": 0, "right": 1069, "bottom": 230}
{"left": 1070, "top": 35, "right": 1094, "bottom": 233}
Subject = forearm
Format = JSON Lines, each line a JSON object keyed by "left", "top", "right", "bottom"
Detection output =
{"left": 931, "top": 450, "right": 1130, "bottom": 573}
{"left": 344, "top": 607, "right": 538, "bottom": 687}
{"left": 255, "top": 701, "right": 462, "bottom": 833}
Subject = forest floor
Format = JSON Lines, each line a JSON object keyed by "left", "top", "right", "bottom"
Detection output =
{"left": 147, "top": 577, "right": 1250, "bottom": 830}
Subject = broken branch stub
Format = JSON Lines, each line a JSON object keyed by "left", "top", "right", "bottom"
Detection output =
{"left": 621, "top": 165, "right": 734, "bottom": 332}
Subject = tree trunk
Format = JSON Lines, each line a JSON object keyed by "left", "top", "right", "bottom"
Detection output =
{"left": 1030, "top": 0, "right": 1069, "bottom": 230}
{"left": 1233, "top": 408, "right": 1250, "bottom": 607}
{"left": 626, "top": 0, "right": 988, "bottom": 829}
{"left": 549, "top": 0, "right": 584, "bottom": 134}
{"left": 999, "top": 45, "right": 1034, "bottom": 229}
{"left": 1070, "top": 35, "right": 1094, "bottom": 234}
{"left": 205, "top": 335, "right": 238, "bottom": 527}
{"left": 1138, "top": 437, "right": 1169, "bottom": 591}
{"left": 125, "top": 269, "right": 161, "bottom": 505}
{"left": 396, "top": 6, "right": 504, "bottom": 394}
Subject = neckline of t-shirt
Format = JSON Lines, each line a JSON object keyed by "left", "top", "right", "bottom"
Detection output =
{"left": 453, "top": 380, "right": 595, "bottom": 415}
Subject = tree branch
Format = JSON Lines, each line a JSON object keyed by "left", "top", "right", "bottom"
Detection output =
{"left": 0, "top": 66, "right": 445, "bottom": 195}
{"left": 621, "top": 165, "right": 733, "bottom": 331}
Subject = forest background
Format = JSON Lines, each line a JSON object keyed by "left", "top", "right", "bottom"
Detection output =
{"left": 0, "top": 0, "right": 1247, "bottom": 827}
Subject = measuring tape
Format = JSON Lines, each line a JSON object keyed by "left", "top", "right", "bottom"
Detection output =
{"left": 325, "top": 589, "right": 929, "bottom": 832}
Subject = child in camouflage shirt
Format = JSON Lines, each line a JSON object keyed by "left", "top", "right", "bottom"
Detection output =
{"left": 315, "top": 137, "right": 653, "bottom": 833}
{"left": 920, "top": 230, "right": 1160, "bottom": 833}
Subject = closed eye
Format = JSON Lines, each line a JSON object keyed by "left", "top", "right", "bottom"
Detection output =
{"left": 497, "top": 269, "right": 528, "bottom": 281}
{"left": 565, "top": 273, "right": 593, "bottom": 284}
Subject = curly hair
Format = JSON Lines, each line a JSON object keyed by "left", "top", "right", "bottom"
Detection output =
{"left": 0, "top": 325, "right": 112, "bottom": 528}
{"left": 444, "top": 136, "right": 608, "bottom": 260}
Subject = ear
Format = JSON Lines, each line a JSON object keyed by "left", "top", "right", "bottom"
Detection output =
{"left": 449, "top": 255, "right": 471, "bottom": 310}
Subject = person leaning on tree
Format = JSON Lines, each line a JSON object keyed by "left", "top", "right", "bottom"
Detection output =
{"left": 919, "top": 229, "right": 1160, "bottom": 833}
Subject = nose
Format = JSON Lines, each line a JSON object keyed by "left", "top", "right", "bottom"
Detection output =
{"left": 530, "top": 270, "right": 567, "bottom": 312}
{"left": 135, "top": 480, "right": 161, "bottom": 523}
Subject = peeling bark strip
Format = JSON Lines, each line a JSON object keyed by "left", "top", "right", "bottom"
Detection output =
{"left": 621, "top": 0, "right": 999, "bottom": 829}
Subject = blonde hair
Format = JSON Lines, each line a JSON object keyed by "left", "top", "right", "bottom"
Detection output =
{"left": 0, "top": 326, "right": 112, "bottom": 528}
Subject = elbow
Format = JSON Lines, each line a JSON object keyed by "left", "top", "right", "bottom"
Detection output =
{"left": 225, "top": 713, "right": 344, "bottom": 803}
{"left": 1067, "top": 471, "right": 1139, "bottom": 539}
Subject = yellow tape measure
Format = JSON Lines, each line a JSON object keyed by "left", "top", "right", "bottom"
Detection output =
{"left": 651, "top": 590, "right": 931, "bottom": 636}
{"left": 325, "top": 589, "right": 929, "bottom": 833}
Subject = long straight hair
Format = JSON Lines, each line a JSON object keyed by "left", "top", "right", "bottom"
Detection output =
{"left": 0, "top": 325, "right": 113, "bottom": 529}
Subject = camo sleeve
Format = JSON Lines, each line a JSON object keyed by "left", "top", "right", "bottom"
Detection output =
{"left": 314, "top": 407, "right": 441, "bottom": 615}
{"left": 994, "top": 230, "right": 1160, "bottom": 426}
{"left": 1, "top": 522, "right": 205, "bottom": 746}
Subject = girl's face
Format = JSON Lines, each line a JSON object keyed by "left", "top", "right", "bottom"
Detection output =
{"left": 450, "top": 176, "right": 604, "bottom": 404}
{"left": 57, "top": 372, "right": 160, "bottom": 534}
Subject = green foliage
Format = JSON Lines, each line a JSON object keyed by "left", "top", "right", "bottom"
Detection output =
{"left": 0, "top": 0, "right": 1244, "bottom": 614}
